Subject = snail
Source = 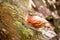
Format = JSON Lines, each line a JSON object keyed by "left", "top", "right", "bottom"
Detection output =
{"left": 23, "top": 15, "right": 56, "bottom": 39}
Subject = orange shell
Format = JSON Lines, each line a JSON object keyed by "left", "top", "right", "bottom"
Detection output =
{"left": 27, "top": 16, "right": 46, "bottom": 28}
